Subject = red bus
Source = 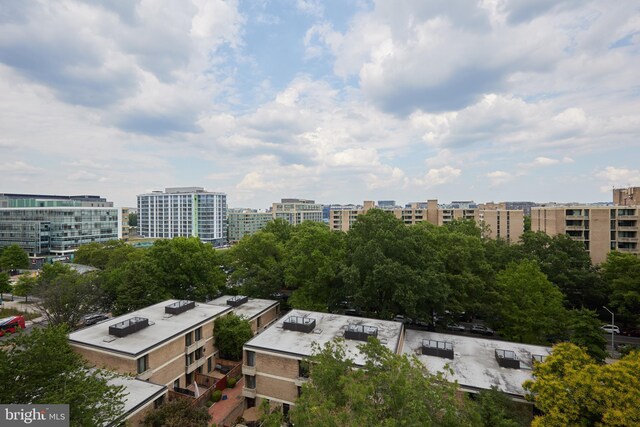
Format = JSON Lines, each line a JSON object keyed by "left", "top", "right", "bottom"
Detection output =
{"left": 0, "top": 315, "right": 26, "bottom": 337}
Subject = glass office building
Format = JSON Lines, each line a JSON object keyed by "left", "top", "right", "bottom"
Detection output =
{"left": 0, "top": 207, "right": 120, "bottom": 255}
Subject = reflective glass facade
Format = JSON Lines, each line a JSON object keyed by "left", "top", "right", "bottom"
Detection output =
{"left": 0, "top": 207, "right": 119, "bottom": 255}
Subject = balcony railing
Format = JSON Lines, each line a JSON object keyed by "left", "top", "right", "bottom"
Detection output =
{"left": 186, "top": 356, "right": 206, "bottom": 374}
{"left": 242, "top": 365, "right": 256, "bottom": 376}
{"left": 185, "top": 339, "right": 206, "bottom": 354}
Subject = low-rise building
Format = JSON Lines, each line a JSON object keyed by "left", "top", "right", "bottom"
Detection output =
{"left": 107, "top": 375, "right": 166, "bottom": 427}
{"left": 271, "top": 199, "right": 323, "bottom": 226}
{"left": 402, "top": 329, "right": 551, "bottom": 402}
{"left": 241, "top": 310, "right": 405, "bottom": 412}
{"left": 69, "top": 300, "right": 232, "bottom": 390}
{"left": 207, "top": 295, "right": 280, "bottom": 334}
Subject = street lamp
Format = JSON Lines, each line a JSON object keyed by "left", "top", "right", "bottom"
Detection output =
{"left": 603, "top": 306, "right": 615, "bottom": 354}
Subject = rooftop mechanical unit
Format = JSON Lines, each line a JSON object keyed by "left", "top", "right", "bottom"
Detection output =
{"left": 227, "top": 295, "right": 249, "bottom": 307}
{"left": 344, "top": 324, "right": 378, "bottom": 342}
{"left": 283, "top": 316, "right": 316, "bottom": 333}
{"left": 109, "top": 317, "right": 149, "bottom": 338}
{"left": 165, "top": 300, "right": 195, "bottom": 315}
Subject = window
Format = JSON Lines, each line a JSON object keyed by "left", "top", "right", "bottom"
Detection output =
{"left": 298, "top": 360, "right": 310, "bottom": 378}
{"left": 173, "top": 379, "right": 180, "bottom": 389}
{"left": 207, "top": 356, "right": 212, "bottom": 372}
{"left": 257, "top": 316, "right": 262, "bottom": 329}
{"left": 185, "top": 332, "right": 192, "bottom": 346}
{"left": 246, "top": 350, "right": 256, "bottom": 367}
{"left": 154, "top": 395, "right": 164, "bottom": 409}
{"left": 195, "top": 327, "right": 202, "bottom": 341}
{"left": 137, "top": 355, "right": 149, "bottom": 374}
{"left": 245, "top": 375, "right": 256, "bottom": 389}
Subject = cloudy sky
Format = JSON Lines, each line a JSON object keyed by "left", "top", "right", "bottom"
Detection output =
{"left": 1, "top": 0, "right": 639, "bottom": 208}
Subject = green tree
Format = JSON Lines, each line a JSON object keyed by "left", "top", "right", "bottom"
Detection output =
{"left": 491, "top": 259, "right": 567, "bottom": 343}
{"left": 284, "top": 222, "right": 345, "bottom": 311}
{"left": 231, "top": 231, "right": 285, "bottom": 298}
{"left": 601, "top": 251, "right": 640, "bottom": 328}
{"left": 524, "top": 342, "right": 640, "bottom": 427}
{"left": 128, "top": 212, "right": 138, "bottom": 227}
{"left": 474, "top": 386, "right": 530, "bottom": 427}
{"left": 290, "top": 338, "right": 479, "bottom": 427}
{"left": 213, "top": 313, "right": 253, "bottom": 360}
{"left": 147, "top": 237, "right": 225, "bottom": 300}
{"left": 33, "top": 264, "right": 104, "bottom": 328}
{"left": 142, "top": 396, "right": 210, "bottom": 427}
{"left": 0, "top": 325, "right": 126, "bottom": 427}
{"left": 13, "top": 274, "right": 37, "bottom": 303}
{"left": 523, "top": 215, "right": 531, "bottom": 232}
{"left": 105, "top": 258, "right": 170, "bottom": 315}
{"left": 0, "top": 244, "right": 30, "bottom": 272}
{"left": 0, "top": 271, "right": 11, "bottom": 300}
{"left": 74, "top": 240, "right": 138, "bottom": 270}
{"left": 568, "top": 308, "right": 607, "bottom": 363}
{"left": 262, "top": 218, "right": 293, "bottom": 243}
{"left": 344, "top": 210, "right": 447, "bottom": 321}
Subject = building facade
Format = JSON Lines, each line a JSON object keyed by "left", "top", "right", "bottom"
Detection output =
{"left": 242, "top": 311, "right": 405, "bottom": 410}
{"left": 329, "top": 199, "right": 524, "bottom": 242}
{"left": 271, "top": 199, "right": 323, "bottom": 226}
{"left": 532, "top": 205, "right": 639, "bottom": 264}
{"left": 69, "top": 300, "right": 232, "bottom": 391}
{"left": 227, "top": 209, "right": 273, "bottom": 243}
{"left": 613, "top": 187, "right": 640, "bottom": 207}
{"left": 137, "top": 187, "right": 227, "bottom": 246}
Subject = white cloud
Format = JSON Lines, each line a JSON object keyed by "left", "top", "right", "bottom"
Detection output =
{"left": 486, "top": 171, "right": 512, "bottom": 186}
{"left": 596, "top": 167, "right": 640, "bottom": 192}
{"left": 0, "top": 161, "right": 43, "bottom": 175}
{"left": 414, "top": 166, "right": 461, "bottom": 187}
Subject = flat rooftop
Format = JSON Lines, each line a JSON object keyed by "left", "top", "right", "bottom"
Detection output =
{"left": 106, "top": 376, "right": 166, "bottom": 426}
{"left": 245, "top": 310, "right": 404, "bottom": 365}
{"left": 69, "top": 300, "right": 231, "bottom": 357}
{"left": 403, "top": 330, "right": 552, "bottom": 398}
{"left": 207, "top": 295, "right": 278, "bottom": 320}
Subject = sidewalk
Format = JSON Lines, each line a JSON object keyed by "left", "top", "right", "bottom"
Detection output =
{"left": 1, "top": 299, "right": 45, "bottom": 326}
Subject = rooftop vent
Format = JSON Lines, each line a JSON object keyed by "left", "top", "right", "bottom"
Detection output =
{"left": 165, "top": 300, "right": 195, "bottom": 315}
{"left": 344, "top": 324, "right": 378, "bottom": 342}
{"left": 227, "top": 295, "right": 249, "bottom": 307}
{"left": 109, "top": 317, "right": 149, "bottom": 338}
{"left": 495, "top": 349, "right": 520, "bottom": 369}
{"left": 532, "top": 354, "right": 547, "bottom": 364}
{"left": 283, "top": 316, "right": 316, "bottom": 333}
{"left": 422, "top": 339, "right": 454, "bottom": 359}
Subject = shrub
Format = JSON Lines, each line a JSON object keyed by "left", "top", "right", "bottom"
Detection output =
{"left": 211, "top": 390, "right": 222, "bottom": 402}
{"left": 227, "top": 377, "right": 237, "bottom": 388}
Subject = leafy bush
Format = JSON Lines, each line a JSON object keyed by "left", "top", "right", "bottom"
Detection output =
{"left": 227, "top": 377, "right": 237, "bottom": 388}
{"left": 211, "top": 390, "right": 222, "bottom": 402}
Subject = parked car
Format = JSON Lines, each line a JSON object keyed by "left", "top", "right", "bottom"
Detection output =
{"left": 393, "top": 315, "right": 413, "bottom": 324}
{"left": 470, "top": 324, "right": 494, "bottom": 336}
{"left": 84, "top": 313, "right": 109, "bottom": 326}
{"left": 601, "top": 324, "right": 620, "bottom": 334}
{"left": 344, "top": 308, "right": 362, "bottom": 317}
{"left": 446, "top": 323, "right": 466, "bottom": 333}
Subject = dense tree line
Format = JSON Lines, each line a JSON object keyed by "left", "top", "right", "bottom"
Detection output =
{"left": 11, "top": 209, "right": 640, "bottom": 347}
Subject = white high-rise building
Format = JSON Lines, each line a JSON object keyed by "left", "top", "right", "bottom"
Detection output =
{"left": 137, "top": 187, "right": 227, "bottom": 246}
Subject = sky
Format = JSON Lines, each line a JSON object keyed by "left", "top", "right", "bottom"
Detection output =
{"left": 1, "top": 0, "right": 639, "bottom": 209}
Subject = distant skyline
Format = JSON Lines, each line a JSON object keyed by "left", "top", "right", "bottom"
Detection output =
{"left": 1, "top": 1, "right": 639, "bottom": 209}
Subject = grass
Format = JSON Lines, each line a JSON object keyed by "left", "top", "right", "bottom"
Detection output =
{"left": 0, "top": 306, "right": 41, "bottom": 321}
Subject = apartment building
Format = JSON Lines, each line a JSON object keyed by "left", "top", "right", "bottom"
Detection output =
{"left": 107, "top": 375, "right": 167, "bottom": 427}
{"left": 242, "top": 311, "right": 405, "bottom": 411}
{"left": 137, "top": 187, "right": 227, "bottom": 246}
{"left": 227, "top": 209, "right": 273, "bottom": 243}
{"left": 0, "top": 193, "right": 119, "bottom": 256}
{"left": 532, "top": 205, "right": 639, "bottom": 264}
{"left": 207, "top": 295, "right": 280, "bottom": 334}
{"left": 329, "top": 199, "right": 524, "bottom": 242}
{"left": 69, "top": 300, "right": 232, "bottom": 391}
{"left": 613, "top": 186, "right": 640, "bottom": 207}
{"left": 403, "top": 329, "right": 550, "bottom": 402}
{"left": 271, "top": 199, "right": 323, "bottom": 226}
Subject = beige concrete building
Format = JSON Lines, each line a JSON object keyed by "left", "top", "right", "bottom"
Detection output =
{"left": 107, "top": 375, "right": 167, "bottom": 427}
{"left": 207, "top": 295, "right": 281, "bottom": 334}
{"left": 532, "top": 205, "right": 639, "bottom": 264}
{"left": 613, "top": 187, "right": 640, "bottom": 206}
{"left": 69, "top": 300, "right": 232, "bottom": 393}
{"left": 242, "top": 311, "right": 405, "bottom": 412}
{"left": 227, "top": 209, "right": 273, "bottom": 243}
{"left": 330, "top": 199, "right": 524, "bottom": 242}
{"left": 271, "top": 198, "right": 323, "bottom": 226}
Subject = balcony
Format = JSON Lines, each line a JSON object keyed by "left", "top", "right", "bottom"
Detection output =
{"left": 294, "top": 377, "right": 309, "bottom": 387}
{"left": 617, "top": 226, "right": 638, "bottom": 231}
{"left": 618, "top": 214, "right": 639, "bottom": 220}
{"left": 137, "top": 369, "right": 154, "bottom": 381}
{"left": 617, "top": 237, "right": 638, "bottom": 242}
{"left": 186, "top": 356, "right": 207, "bottom": 374}
{"left": 185, "top": 339, "right": 206, "bottom": 354}
{"left": 242, "top": 365, "right": 256, "bottom": 376}
{"left": 242, "top": 387, "right": 256, "bottom": 399}
{"left": 617, "top": 247, "right": 639, "bottom": 253}
{"left": 565, "top": 225, "right": 585, "bottom": 230}
{"left": 566, "top": 215, "right": 586, "bottom": 220}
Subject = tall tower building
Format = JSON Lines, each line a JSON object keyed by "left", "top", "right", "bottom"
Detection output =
{"left": 137, "top": 187, "right": 227, "bottom": 246}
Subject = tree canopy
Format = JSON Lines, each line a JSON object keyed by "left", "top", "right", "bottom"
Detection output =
{"left": 0, "top": 325, "right": 126, "bottom": 427}
{"left": 524, "top": 343, "right": 640, "bottom": 426}
{"left": 0, "top": 244, "right": 30, "bottom": 272}
{"left": 214, "top": 313, "right": 253, "bottom": 361}
{"left": 143, "top": 398, "right": 210, "bottom": 427}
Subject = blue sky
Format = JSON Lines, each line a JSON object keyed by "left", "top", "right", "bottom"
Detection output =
{"left": 0, "top": 0, "right": 639, "bottom": 208}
